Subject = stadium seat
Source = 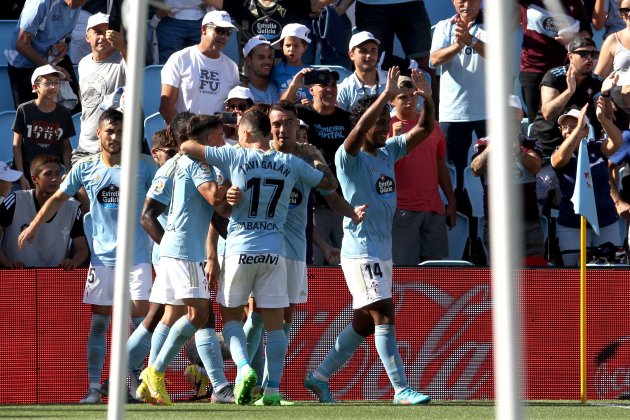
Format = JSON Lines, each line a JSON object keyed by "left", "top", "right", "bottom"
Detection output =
{"left": 0, "top": 65, "right": 14, "bottom": 112}
{"left": 0, "top": 20, "right": 17, "bottom": 66}
{"left": 144, "top": 112, "right": 166, "bottom": 147}
{"left": 142, "top": 65, "right": 163, "bottom": 117}
{"left": 0, "top": 110, "right": 16, "bottom": 163}
{"left": 463, "top": 166, "right": 485, "bottom": 218}
{"left": 69, "top": 113, "right": 81, "bottom": 150}
{"left": 439, "top": 162, "right": 457, "bottom": 206}
{"left": 447, "top": 211, "right": 470, "bottom": 260}
{"left": 520, "top": 117, "right": 529, "bottom": 136}
{"left": 311, "top": 65, "right": 353, "bottom": 83}
{"left": 527, "top": 123, "right": 534, "bottom": 137}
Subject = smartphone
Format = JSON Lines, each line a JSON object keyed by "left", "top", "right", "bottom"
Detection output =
{"left": 109, "top": 14, "right": 121, "bottom": 32}
{"left": 303, "top": 69, "right": 332, "bottom": 86}
{"left": 218, "top": 112, "right": 238, "bottom": 125}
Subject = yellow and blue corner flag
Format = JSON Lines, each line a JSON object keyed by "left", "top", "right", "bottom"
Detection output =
{"left": 571, "top": 137, "right": 600, "bottom": 235}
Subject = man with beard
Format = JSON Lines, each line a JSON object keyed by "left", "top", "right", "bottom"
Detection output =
{"left": 241, "top": 35, "right": 280, "bottom": 104}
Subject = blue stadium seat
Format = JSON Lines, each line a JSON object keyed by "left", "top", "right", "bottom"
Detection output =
{"left": 144, "top": 112, "right": 166, "bottom": 148}
{"left": 464, "top": 166, "right": 485, "bottom": 218}
{"left": 0, "top": 110, "right": 16, "bottom": 163}
{"left": 0, "top": 20, "right": 17, "bottom": 66}
{"left": 447, "top": 211, "right": 470, "bottom": 260}
{"left": 0, "top": 65, "right": 14, "bottom": 112}
{"left": 69, "top": 112, "right": 81, "bottom": 150}
{"left": 142, "top": 65, "right": 163, "bottom": 117}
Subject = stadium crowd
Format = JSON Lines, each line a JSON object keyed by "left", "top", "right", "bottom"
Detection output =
{"left": 3, "top": 0, "right": 630, "bottom": 407}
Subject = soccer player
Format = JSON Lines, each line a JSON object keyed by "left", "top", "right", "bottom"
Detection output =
{"left": 180, "top": 108, "right": 337, "bottom": 406}
{"left": 303, "top": 67, "right": 434, "bottom": 405}
{"left": 140, "top": 114, "right": 228, "bottom": 406}
{"left": 17, "top": 109, "right": 158, "bottom": 403}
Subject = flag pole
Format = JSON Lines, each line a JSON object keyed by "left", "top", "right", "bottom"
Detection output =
{"left": 580, "top": 215, "right": 587, "bottom": 404}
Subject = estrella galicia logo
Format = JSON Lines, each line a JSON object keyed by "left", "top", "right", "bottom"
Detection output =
{"left": 289, "top": 187, "right": 302, "bottom": 208}
{"left": 376, "top": 174, "right": 395, "bottom": 197}
{"left": 253, "top": 16, "right": 281, "bottom": 41}
{"left": 542, "top": 17, "right": 560, "bottom": 34}
{"left": 97, "top": 184, "right": 120, "bottom": 208}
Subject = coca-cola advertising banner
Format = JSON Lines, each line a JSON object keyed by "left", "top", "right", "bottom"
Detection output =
{"left": 1, "top": 267, "right": 629, "bottom": 403}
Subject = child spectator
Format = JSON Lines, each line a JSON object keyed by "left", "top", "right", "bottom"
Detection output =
{"left": 0, "top": 163, "right": 22, "bottom": 204}
{"left": 270, "top": 23, "right": 312, "bottom": 102}
{"left": 12, "top": 64, "right": 74, "bottom": 190}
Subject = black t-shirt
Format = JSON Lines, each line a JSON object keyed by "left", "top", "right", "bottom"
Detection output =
{"left": 532, "top": 66, "right": 602, "bottom": 156}
{"left": 297, "top": 105, "right": 351, "bottom": 206}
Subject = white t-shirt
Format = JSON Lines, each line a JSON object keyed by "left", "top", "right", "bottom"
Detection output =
{"left": 161, "top": 46, "right": 239, "bottom": 116}
{"left": 430, "top": 18, "right": 487, "bottom": 122}
{"left": 164, "top": 0, "right": 207, "bottom": 21}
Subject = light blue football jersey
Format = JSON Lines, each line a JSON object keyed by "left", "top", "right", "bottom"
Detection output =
{"left": 160, "top": 155, "right": 216, "bottom": 262}
{"left": 204, "top": 146, "right": 323, "bottom": 256}
{"left": 335, "top": 135, "right": 407, "bottom": 260}
{"left": 145, "top": 155, "right": 181, "bottom": 265}
{"left": 61, "top": 154, "right": 158, "bottom": 266}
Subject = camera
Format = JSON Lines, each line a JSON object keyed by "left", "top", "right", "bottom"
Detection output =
{"left": 303, "top": 70, "right": 332, "bottom": 86}
{"left": 218, "top": 112, "right": 238, "bottom": 125}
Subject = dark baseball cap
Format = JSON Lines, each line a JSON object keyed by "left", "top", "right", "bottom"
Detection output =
{"left": 568, "top": 36, "right": 597, "bottom": 52}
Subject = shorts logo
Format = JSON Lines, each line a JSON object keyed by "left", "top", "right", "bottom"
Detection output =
{"left": 375, "top": 174, "right": 395, "bottom": 196}
{"left": 238, "top": 254, "right": 279, "bottom": 265}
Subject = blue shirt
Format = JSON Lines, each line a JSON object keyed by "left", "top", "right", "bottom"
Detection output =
{"left": 8, "top": 0, "right": 81, "bottom": 68}
{"left": 203, "top": 146, "right": 323, "bottom": 256}
{"left": 335, "top": 136, "right": 407, "bottom": 259}
{"left": 337, "top": 69, "right": 387, "bottom": 112}
{"left": 145, "top": 155, "right": 181, "bottom": 265}
{"left": 61, "top": 154, "right": 158, "bottom": 266}
{"left": 160, "top": 155, "right": 216, "bottom": 262}
{"left": 271, "top": 62, "right": 312, "bottom": 102}
{"left": 247, "top": 81, "right": 280, "bottom": 104}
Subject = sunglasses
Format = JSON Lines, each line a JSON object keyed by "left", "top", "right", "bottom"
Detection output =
{"left": 210, "top": 26, "right": 232, "bottom": 37}
{"left": 228, "top": 103, "right": 249, "bottom": 112}
{"left": 37, "top": 81, "right": 60, "bottom": 88}
{"left": 573, "top": 50, "right": 599, "bottom": 59}
{"left": 620, "top": 7, "right": 630, "bottom": 17}
{"left": 156, "top": 148, "right": 177, "bottom": 157}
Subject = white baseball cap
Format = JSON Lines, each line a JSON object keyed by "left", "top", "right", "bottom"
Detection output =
{"left": 225, "top": 86, "right": 255, "bottom": 103}
{"left": 271, "top": 23, "right": 311, "bottom": 48}
{"left": 202, "top": 10, "right": 237, "bottom": 30}
{"left": 86, "top": 12, "right": 109, "bottom": 34}
{"left": 508, "top": 95, "right": 522, "bottom": 109}
{"left": 31, "top": 64, "right": 65, "bottom": 86}
{"left": 349, "top": 31, "right": 380, "bottom": 51}
{"left": 243, "top": 35, "right": 271, "bottom": 57}
{"left": 0, "top": 162, "right": 22, "bottom": 182}
{"left": 557, "top": 108, "right": 590, "bottom": 127}
{"left": 299, "top": 119, "right": 309, "bottom": 129}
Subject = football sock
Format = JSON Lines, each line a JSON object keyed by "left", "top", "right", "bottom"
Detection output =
{"left": 314, "top": 324, "right": 364, "bottom": 381}
{"left": 283, "top": 322, "right": 292, "bottom": 342}
{"left": 264, "top": 329, "right": 288, "bottom": 390}
{"left": 251, "top": 335, "right": 264, "bottom": 386}
{"left": 149, "top": 322, "right": 170, "bottom": 366}
{"left": 153, "top": 317, "right": 198, "bottom": 373}
{"left": 223, "top": 320, "right": 251, "bottom": 374}
{"left": 244, "top": 312, "right": 264, "bottom": 361}
{"left": 261, "top": 322, "right": 291, "bottom": 388}
{"left": 195, "top": 327, "right": 229, "bottom": 390}
{"left": 374, "top": 324, "right": 407, "bottom": 393}
{"left": 127, "top": 324, "right": 152, "bottom": 374}
{"left": 87, "top": 313, "right": 111, "bottom": 386}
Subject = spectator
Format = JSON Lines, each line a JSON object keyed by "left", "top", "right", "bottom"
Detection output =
{"left": 592, "top": 0, "right": 624, "bottom": 40}
{"left": 471, "top": 96, "right": 545, "bottom": 264}
{"left": 551, "top": 101, "right": 622, "bottom": 266}
{"left": 0, "top": 154, "right": 87, "bottom": 269}
{"left": 241, "top": 35, "right": 280, "bottom": 104}
{"left": 155, "top": 0, "right": 214, "bottom": 64}
{"left": 608, "top": 130, "right": 630, "bottom": 248}
{"left": 430, "top": 0, "right": 487, "bottom": 215}
{"left": 534, "top": 36, "right": 602, "bottom": 158}
{"left": 68, "top": 0, "right": 122, "bottom": 64}
{"left": 337, "top": 31, "right": 386, "bottom": 112}
{"left": 5, "top": 0, "right": 84, "bottom": 110}
{"left": 270, "top": 24, "right": 313, "bottom": 102}
{"left": 159, "top": 10, "right": 239, "bottom": 125}
{"left": 306, "top": 0, "right": 354, "bottom": 68}
{"left": 12, "top": 65, "right": 74, "bottom": 190}
{"left": 75, "top": 12, "right": 126, "bottom": 165}
{"left": 519, "top": 0, "right": 591, "bottom": 123}
{"left": 281, "top": 68, "right": 353, "bottom": 264}
{"left": 391, "top": 76, "right": 456, "bottom": 265}
{"left": 0, "top": 163, "right": 23, "bottom": 204}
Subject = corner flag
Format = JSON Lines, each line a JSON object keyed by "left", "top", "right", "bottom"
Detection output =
{"left": 570, "top": 137, "right": 599, "bottom": 235}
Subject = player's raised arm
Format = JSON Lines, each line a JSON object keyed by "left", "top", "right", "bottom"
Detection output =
{"left": 300, "top": 143, "right": 337, "bottom": 191}
{"left": 405, "top": 69, "right": 435, "bottom": 153}
{"left": 343, "top": 66, "right": 401, "bottom": 156}
{"left": 17, "top": 189, "right": 71, "bottom": 249}
{"left": 180, "top": 140, "right": 207, "bottom": 161}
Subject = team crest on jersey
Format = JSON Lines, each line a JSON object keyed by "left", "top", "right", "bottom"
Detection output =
{"left": 216, "top": 172, "right": 224, "bottom": 185}
{"left": 376, "top": 174, "right": 395, "bottom": 196}
{"left": 289, "top": 187, "right": 302, "bottom": 208}
{"left": 199, "top": 162, "right": 210, "bottom": 173}
{"left": 152, "top": 179, "right": 165, "bottom": 194}
{"left": 97, "top": 184, "right": 120, "bottom": 208}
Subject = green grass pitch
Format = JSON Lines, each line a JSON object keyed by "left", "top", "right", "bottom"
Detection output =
{"left": 2, "top": 401, "right": 630, "bottom": 419}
